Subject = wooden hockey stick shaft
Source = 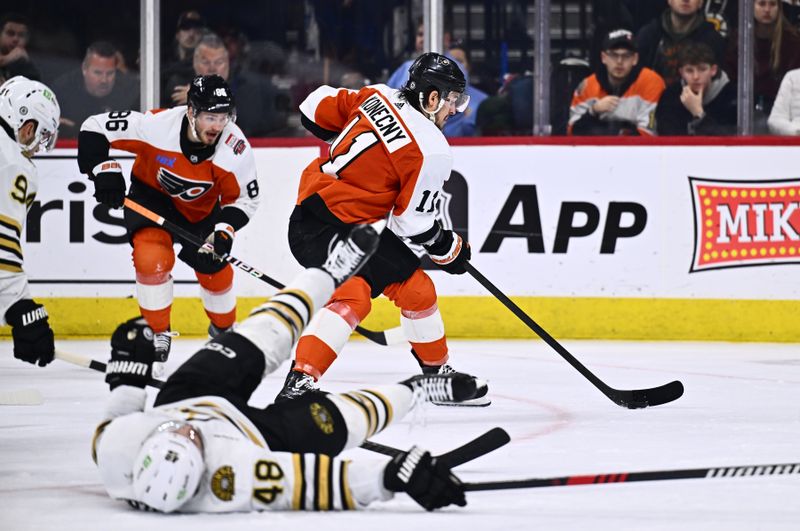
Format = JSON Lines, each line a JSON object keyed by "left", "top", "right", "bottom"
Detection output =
{"left": 464, "top": 262, "right": 684, "bottom": 409}
{"left": 463, "top": 462, "right": 800, "bottom": 491}
{"left": 123, "top": 197, "right": 404, "bottom": 347}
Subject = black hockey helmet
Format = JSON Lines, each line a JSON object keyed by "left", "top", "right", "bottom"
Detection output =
{"left": 111, "top": 316, "right": 156, "bottom": 361}
{"left": 403, "top": 52, "right": 469, "bottom": 112}
{"left": 187, "top": 74, "right": 236, "bottom": 118}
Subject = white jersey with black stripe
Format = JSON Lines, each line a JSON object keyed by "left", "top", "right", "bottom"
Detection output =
{"left": 0, "top": 128, "right": 37, "bottom": 325}
{"left": 93, "top": 389, "right": 392, "bottom": 513}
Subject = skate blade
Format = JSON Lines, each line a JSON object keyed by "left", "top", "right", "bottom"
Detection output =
{"left": 432, "top": 396, "right": 492, "bottom": 407}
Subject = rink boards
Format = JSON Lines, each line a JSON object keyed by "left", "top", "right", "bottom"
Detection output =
{"left": 9, "top": 140, "right": 800, "bottom": 341}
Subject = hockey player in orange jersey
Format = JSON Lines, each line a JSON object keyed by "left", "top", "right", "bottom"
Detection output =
{"left": 276, "top": 52, "right": 489, "bottom": 406}
{"left": 77, "top": 75, "right": 260, "bottom": 363}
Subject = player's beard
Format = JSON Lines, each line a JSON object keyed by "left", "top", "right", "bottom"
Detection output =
{"left": 199, "top": 127, "right": 221, "bottom": 145}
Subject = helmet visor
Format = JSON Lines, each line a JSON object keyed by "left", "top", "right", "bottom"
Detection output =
{"left": 195, "top": 110, "right": 235, "bottom": 127}
{"left": 152, "top": 420, "right": 204, "bottom": 454}
{"left": 445, "top": 91, "right": 470, "bottom": 113}
{"left": 39, "top": 127, "right": 58, "bottom": 153}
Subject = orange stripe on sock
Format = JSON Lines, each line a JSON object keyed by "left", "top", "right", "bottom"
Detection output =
{"left": 295, "top": 335, "right": 338, "bottom": 379}
{"left": 410, "top": 336, "right": 449, "bottom": 366}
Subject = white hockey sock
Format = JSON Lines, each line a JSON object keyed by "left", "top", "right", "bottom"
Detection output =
{"left": 199, "top": 283, "right": 235, "bottom": 315}
{"left": 135, "top": 276, "right": 173, "bottom": 312}
{"left": 400, "top": 304, "right": 445, "bottom": 343}
{"left": 326, "top": 384, "right": 414, "bottom": 450}
{"left": 235, "top": 268, "right": 336, "bottom": 374}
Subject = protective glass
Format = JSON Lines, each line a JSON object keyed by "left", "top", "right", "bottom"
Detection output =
{"left": 445, "top": 91, "right": 470, "bottom": 113}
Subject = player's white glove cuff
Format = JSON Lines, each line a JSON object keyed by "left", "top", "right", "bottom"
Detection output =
{"left": 92, "top": 159, "right": 123, "bottom": 177}
{"left": 213, "top": 223, "right": 235, "bottom": 239}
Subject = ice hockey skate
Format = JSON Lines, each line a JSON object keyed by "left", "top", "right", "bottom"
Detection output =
{"left": 420, "top": 363, "right": 491, "bottom": 407}
{"left": 321, "top": 219, "right": 385, "bottom": 286}
{"left": 152, "top": 330, "right": 176, "bottom": 362}
{"left": 400, "top": 370, "right": 484, "bottom": 405}
{"left": 208, "top": 322, "right": 235, "bottom": 339}
{"left": 274, "top": 369, "right": 318, "bottom": 403}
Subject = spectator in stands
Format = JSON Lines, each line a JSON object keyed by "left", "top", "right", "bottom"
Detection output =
{"left": 636, "top": 0, "right": 726, "bottom": 86}
{"left": 589, "top": 0, "right": 667, "bottom": 70}
{"left": 386, "top": 19, "right": 452, "bottom": 89}
{"left": 162, "top": 11, "right": 206, "bottom": 87}
{"left": 219, "top": 26, "right": 249, "bottom": 77}
{"left": 569, "top": 29, "right": 665, "bottom": 136}
{"left": 0, "top": 13, "right": 39, "bottom": 83}
{"left": 162, "top": 33, "right": 285, "bottom": 137}
{"left": 767, "top": 67, "right": 800, "bottom": 134}
{"left": 386, "top": 19, "right": 426, "bottom": 88}
{"left": 656, "top": 41, "right": 737, "bottom": 135}
{"left": 440, "top": 42, "right": 487, "bottom": 137}
{"left": 724, "top": 0, "right": 800, "bottom": 119}
{"left": 52, "top": 41, "right": 139, "bottom": 139}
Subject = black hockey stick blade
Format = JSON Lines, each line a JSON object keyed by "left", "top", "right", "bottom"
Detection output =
{"left": 465, "top": 262, "right": 684, "bottom": 409}
{"left": 437, "top": 427, "right": 511, "bottom": 467}
{"left": 463, "top": 462, "right": 800, "bottom": 492}
{"left": 123, "top": 198, "right": 402, "bottom": 347}
{"left": 360, "top": 427, "right": 510, "bottom": 466}
{"left": 606, "top": 379, "right": 685, "bottom": 409}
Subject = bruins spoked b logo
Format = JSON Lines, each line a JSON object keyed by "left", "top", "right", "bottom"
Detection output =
{"left": 157, "top": 167, "right": 213, "bottom": 201}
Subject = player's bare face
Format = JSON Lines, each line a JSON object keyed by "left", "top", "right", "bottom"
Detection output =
{"left": 194, "top": 111, "right": 229, "bottom": 145}
{"left": 427, "top": 91, "right": 464, "bottom": 130}
{"left": 82, "top": 54, "right": 117, "bottom": 98}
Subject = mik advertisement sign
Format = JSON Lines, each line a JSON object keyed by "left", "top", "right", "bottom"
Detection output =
{"left": 690, "top": 177, "right": 800, "bottom": 272}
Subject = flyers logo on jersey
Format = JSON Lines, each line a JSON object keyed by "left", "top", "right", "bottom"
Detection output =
{"left": 359, "top": 94, "right": 411, "bottom": 153}
{"left": 157, "top": 167, "right": 213, "bottom": 201}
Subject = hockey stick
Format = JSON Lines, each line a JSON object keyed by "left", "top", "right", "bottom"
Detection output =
{"left": 464, "top": 262, "right": 684, "bottom": 409}
{"left": 462, "top": 462, "right": 800, "bottom": 491}
{"left": 122, "top": 198, "right": 404, "bottom": 347}
{"left": 0, "top": 388, "right": 44, "bottom": 406}
{"left": 360, "top": 427, "right": 511, "bottom": 467}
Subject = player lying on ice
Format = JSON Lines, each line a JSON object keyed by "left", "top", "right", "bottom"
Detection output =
{"left": 92, "top": 220, "right": 482, "bottom": 513}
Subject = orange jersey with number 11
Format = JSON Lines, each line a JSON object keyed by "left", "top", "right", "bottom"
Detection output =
{"left": 298, "top": 84, "right": 452, "bottom": 239}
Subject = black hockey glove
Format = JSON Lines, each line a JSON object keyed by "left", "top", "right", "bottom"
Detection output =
{"left": 197, "top": 223, "right": 234, "bottom": 266}
{"left": 91, "top": 159, "right": 126, "bottom": 209}
{"left": 424, "top": 223, "right": 471, "bottom": 275}
{"left": 105, "top": 316, "right": 156, "bottom": 390}
{"left": 383, "top": 446, "right": 466, "bottom": 511}
{"left": 5, "top": 299, "right": 55, "bottom": 367}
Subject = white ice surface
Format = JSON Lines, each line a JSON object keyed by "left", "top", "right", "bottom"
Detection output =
{"left": 1, "top": 338, "right": 799, "bottom": 531}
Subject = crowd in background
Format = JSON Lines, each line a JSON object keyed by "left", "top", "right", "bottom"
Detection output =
{"left": 3, "top": 0, "right": 800, "bottom": 139}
